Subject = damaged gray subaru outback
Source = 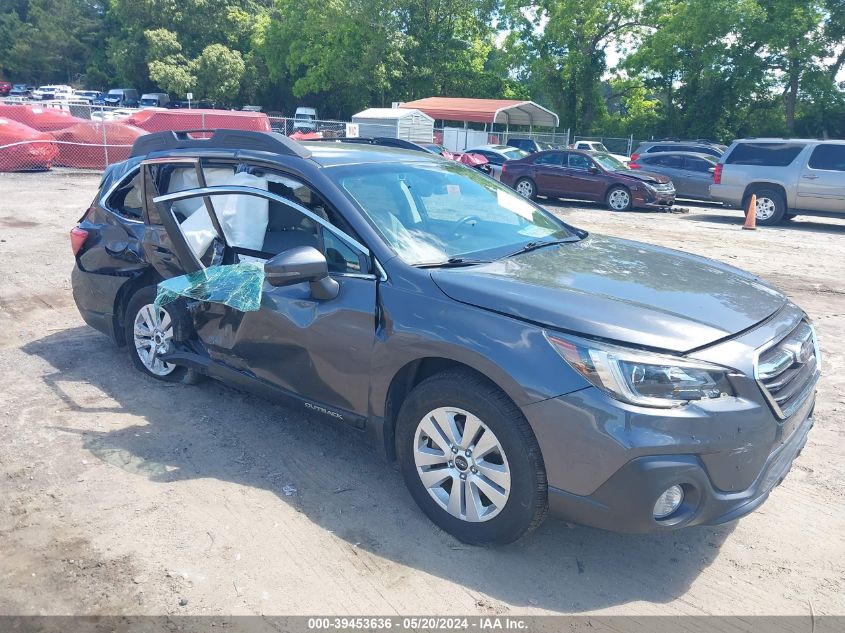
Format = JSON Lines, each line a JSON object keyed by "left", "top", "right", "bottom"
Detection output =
{"left": 71, "top": 130, "right": 820, "bottom": 545}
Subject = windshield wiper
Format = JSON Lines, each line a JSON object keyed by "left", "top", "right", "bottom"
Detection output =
{"left": 415, "top": 257, "right": 491, "bottom": 269}
{"left": 501, "top": 237, "right": 580, "bottom": 259}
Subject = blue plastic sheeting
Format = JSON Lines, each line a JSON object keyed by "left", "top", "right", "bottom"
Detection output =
{"left": 154, "top": 263, "right": 265, "bottom": 312}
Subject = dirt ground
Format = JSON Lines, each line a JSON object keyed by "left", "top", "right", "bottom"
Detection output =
{"left": 1, "top": 171, "right": 843, "bottom": 617}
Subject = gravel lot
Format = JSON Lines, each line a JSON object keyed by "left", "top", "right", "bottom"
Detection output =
{"left": 1, "top": 171, "right": 843, "bottom": 616}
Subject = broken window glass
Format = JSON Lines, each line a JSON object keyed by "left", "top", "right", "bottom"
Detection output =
{"left": 154, "top": 263, "right": 265, "bottom": 313}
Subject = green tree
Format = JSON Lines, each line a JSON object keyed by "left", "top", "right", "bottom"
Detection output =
{"left": 194, "top": 44, "right": 246, "bottom": 105}
{"left": 503, "top": 0, "right": 641, "bottom": 134}
{"left": 144, "top": 29, "right": 196, "bottom": 96}
{"left": 0, "top": 0, "right": 104, "bottom": 84}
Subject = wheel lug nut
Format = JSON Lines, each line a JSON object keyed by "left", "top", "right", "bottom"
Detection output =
{"left": 448, "top": 461, "right": 454, "bottom": 468}
{"left": 451, "top": 446, "right": 458, "bottom": 454}
{"left": 465, "top": 449, "right": 472, "bottom": 457}
{"left": 470, "top": 466, "right": 478, "bottom": 474}
{"left": 459, "top": 473, "right": 467, "bottom": 480}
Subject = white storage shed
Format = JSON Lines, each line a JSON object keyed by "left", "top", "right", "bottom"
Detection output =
{"left": 350, "top": 108, "right": 434, "bottom": 142}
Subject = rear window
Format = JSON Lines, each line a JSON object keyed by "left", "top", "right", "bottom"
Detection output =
{"left": 646, "top": 155, "right": 683, "bottom": 168}
{"left": 726, "top": 143, "right": 804, "bottom": 167}
{"left": 534, "top": 152, "right": 565, "bottom": 166}
{"left": 807, "top": 144, "right": 845, "bottom": 171}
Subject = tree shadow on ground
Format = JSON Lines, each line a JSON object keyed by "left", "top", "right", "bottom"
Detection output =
{"left": 23, "top": 327, "right": 733, "bottom": 613}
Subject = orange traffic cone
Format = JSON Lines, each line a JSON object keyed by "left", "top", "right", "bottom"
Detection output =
{"left": 743, "top": 194, "right": 757, "bottom": 230}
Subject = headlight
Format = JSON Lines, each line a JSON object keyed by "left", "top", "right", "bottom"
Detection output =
{"left": 546, "top": 332, "right": 736, "bottom": 408}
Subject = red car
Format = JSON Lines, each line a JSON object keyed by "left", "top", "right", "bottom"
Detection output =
{"left": 501, "top": 149, "right": 676, "bottom": 211}
{"left": 0, "top": 81, "right": 12, "bottom": 96}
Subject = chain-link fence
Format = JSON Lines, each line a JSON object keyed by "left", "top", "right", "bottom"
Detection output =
{"left": 571, "top": 136, "right": 645, "bottom": 157}
{"left": 2, "top": 99, "right": 645, "bottom": 173}
{"left": 0, "top": 99, "right": 281, "bottom": 172}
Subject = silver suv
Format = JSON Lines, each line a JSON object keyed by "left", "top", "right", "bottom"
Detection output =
{"left": 710, "top": 139, "right": 845, "bottom": 225}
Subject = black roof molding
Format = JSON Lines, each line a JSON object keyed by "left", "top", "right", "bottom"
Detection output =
{"left": 130, "top": 129, "right": 312, "bottom": 159}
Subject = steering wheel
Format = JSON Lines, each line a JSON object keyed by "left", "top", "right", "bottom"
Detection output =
{"left": 453, "top": 215, "right": 482, "bottom": 237}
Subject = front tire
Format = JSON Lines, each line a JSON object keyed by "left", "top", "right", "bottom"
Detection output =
{"left": 514, "top": 177, "right": 537, "bottom": 200}
{"left": 396, "top": 369, "right": 548, "bottom": 545}
{"left": 124, "top": 286, "right": 201, "bottom": 384}
{"left": 606, "top": 186, "right": 632, "bottom": 211}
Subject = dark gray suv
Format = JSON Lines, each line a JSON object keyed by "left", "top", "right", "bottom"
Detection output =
{"left": 71, "top": 130, "right": 820, "bottom": 544}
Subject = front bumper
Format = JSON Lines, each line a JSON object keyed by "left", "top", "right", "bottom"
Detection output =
{"left": 546, "top": 399, "right": 814, "bottom": 532}
{"left": 634, "top": 189, "right": 675, "bottom": 209}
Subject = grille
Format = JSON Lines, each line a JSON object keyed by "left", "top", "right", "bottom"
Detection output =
{"left": 756, "top": 320, "right": 820, "bottom": 419}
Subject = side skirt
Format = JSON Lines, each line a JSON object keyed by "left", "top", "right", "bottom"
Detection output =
{"left": 161, "top": 349, "right": 368, "bottom": 431}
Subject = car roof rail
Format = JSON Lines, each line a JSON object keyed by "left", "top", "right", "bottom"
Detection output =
{"left": 309, "top": 136, "right": 426, "bottom": 152}
{"left": 130, "top": 129, "right": 312, "bottom": 159}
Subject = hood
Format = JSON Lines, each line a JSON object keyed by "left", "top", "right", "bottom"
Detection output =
{"left": 430, "top": 235, "right": 786, "bottom": 352}
{"left": 617, "top": 169, "right": 671, "bottom": 184}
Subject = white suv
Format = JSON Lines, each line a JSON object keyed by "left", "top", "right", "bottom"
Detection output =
{"left": 710, "top": 139, "right": 845, "bottom": 225}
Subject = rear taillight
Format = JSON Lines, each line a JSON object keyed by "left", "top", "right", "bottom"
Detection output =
{"left": 70, "top": 226, "right": 89, "bottom": 256}
{"left": 628, "top": 162, "right": 641, "bottom": 169}
{"left": 713, "top": 163, "right": 723, "bottom": 184}
{"left": 630, "top": 153, "right": 640, "bottom": 162}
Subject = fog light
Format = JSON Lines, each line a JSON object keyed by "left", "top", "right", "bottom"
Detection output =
{"left": 653, "top": 485, "right": 684, "bottom": 519}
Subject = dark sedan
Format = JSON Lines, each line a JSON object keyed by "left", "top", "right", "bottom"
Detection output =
{"left": 628, "top": 151, "right": 718, "bottom": 201}
{"left": 501, "top": 150, "right": 675, "bottom": 211}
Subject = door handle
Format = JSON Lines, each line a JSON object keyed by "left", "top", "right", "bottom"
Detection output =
{"left": 802, "top": 174, "right": 819, "bottom": 180}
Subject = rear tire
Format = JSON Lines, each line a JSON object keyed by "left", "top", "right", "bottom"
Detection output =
{"left": 514, "top": 178, "right": 537, "bottom": 200}
{"left": 747, "top": 188, "right": 786, "bottom": 226}
{"left": 124, "top": 286, "right": 202, "bottom": 384}
{"left": 396, "top": 369, "right": 548, "bottom": 545}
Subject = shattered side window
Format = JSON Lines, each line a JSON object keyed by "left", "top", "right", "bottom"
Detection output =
{"left": 155, "top": 263, "right": 265, "bottom": 313}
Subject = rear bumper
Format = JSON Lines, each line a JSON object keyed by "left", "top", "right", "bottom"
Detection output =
{"left": 71, "top": 265, "right": 127, "bottom": 344}
{"left": 709, "top": 183, "right": 744, "bottom": 208}
{"left": 546, "top": 398, "right": 815, "bottom": 533}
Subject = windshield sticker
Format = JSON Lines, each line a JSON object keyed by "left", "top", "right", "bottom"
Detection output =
{"left": 447, "top": 184, "right": 461, "bottom": 196}
{"left": 154, "top": 263, "right": 265, "bottom": 313}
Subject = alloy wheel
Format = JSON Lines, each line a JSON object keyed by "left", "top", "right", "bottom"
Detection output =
{"left": 413, "top": 407, "right": 511, "bottom": 522}
{"left": 133, "top": 303, "right": 176, "bottom": 376}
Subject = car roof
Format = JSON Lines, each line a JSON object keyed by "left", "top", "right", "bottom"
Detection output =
{"left": 468, "top": 144, "right": 513, "bottom": 151}
{"left": 639, "top": 151, "right": 718, "bottom": 160}
{"left": 640, "top": 140, "right": 717, "bottom": 147}
{"left": 732, "top": 138, "right": 829, "bottom": 144}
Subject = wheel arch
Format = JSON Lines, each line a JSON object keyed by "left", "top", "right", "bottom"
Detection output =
{"left": 742, "top": 182, "right": 789, "bottom": 209}
{"left": 375, "top": 357, "right": 524, "bottom": 463}
{"left": 112, "top": 268, "right": 164, "bottom": 347}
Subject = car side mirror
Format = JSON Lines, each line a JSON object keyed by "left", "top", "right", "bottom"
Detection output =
{"left": 588, "top": 165, "right": 599, "bottom": 174}
{"left": 264, "top": 246, "right": 339, "bottom": 300}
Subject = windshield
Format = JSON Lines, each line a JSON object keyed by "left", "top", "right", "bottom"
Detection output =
{"left": 593, "top": 153, "right": 627, "bottom": 172}
{"left": 296, "top": 113, "right": 316, "bottom": 120}
{"left": 327, "top": 161, "right": 573, "bottom": 265}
